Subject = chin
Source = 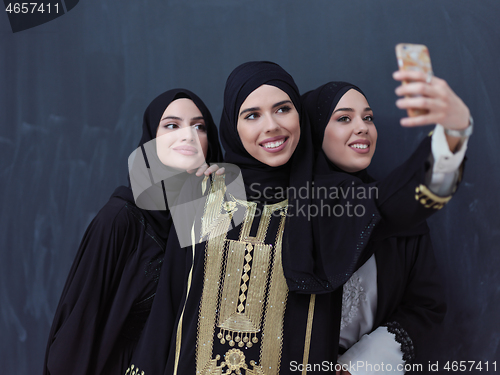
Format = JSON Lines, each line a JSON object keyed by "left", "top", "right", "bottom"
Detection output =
{"left": 164, "top": 158, "right": 202, "bottom": 171}
{"left": 260, "top": 154, "right": 292, "bottom": 167}
{"left": 354, "top": 161, "right": 371, "bottom": 172}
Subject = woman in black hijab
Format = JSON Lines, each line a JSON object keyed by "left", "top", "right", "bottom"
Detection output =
{"left": 302, "top": 81, "right": 467, "bottom": 374}
{"left": 127, "top": 61, "right": 339, "bottom": 375}
{"left": 43, "top": 89, "right": 223, "bottom": 375}
{"left": 127, "top": 62, "right": 469, "bottom": 375}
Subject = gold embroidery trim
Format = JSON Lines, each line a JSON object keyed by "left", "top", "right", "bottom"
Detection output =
{"left": 201, "top": 174, "right": 227, "bottom": 239}
{"left": 125, "top": 364, "right": 145, "bottom": 375}
{"left": 196, "top": 175, "right": 233, "bottom": 373}
{"left": 124, "top": 225, "right": 200, "bottom": 375}
{"left": 202, "top": 175, "right": 209, "bottom": 195}
{"left": 301, "top": 294, "right": 316, "bottom": 375}
{"left": 196, "top": 215, "right": 232, "bottom": 373}
{"left": 259, "top": 203, "right": 288, "bottom": 375}
{"left": 195, "top": 176, "right": 288, "bottom": 374}
{"left": 173, "top": 225, "right": 197, "bottom": 375}
{"left": 415, "top": 184, "right": 452, "bottom": 210}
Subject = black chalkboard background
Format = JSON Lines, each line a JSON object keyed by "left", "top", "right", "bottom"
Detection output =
{"left": 1, "top": 1, "right": 499, "bottom": 373}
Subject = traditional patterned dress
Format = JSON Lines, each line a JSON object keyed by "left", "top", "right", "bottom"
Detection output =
{"left": 127, "top": 174, "right": 342, "bottom": 375}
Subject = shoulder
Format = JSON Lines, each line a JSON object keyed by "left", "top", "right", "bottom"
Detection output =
{"left": 87, "top": 193, "right": 145, "bottom": 240}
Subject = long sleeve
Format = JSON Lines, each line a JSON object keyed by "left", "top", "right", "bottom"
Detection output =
{"left": 373, "top": 234, "right": 446, "bottom": 371}
{"left": 371, "top": 134, "right": 465, "bottom": 242}
{"left": 427, "top": 124, "right": 468, "bottom": 196}
{"left": 338, "top": 256, "right": 406, "bottom": 375}
{"left": 338, "top": 327, "right": 405, "bottom": 375}
{"left": 380, "top": 235, "right": 446, "bottom": 366}
{"left": 43, "top": 199, "right": 144, "bottom": 375}
{"left": 338, "top": 234, "right": 446, "bottom": 374}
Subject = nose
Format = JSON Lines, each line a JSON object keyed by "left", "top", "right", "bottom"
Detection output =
{"left": 263, "top": 114, "right": 280, "bottom": 132}
{"left": 353, "top": 117, "right": 368, "bottom": 135}
{"left": 178, "top": 126, "right": 197, "bottom": 142}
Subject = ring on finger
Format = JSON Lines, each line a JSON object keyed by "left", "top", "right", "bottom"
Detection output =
{"left": 426, "top": 72, "right": 433, "bottom": 84}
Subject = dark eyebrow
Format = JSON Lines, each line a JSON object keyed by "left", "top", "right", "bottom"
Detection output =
{"left": 161, "top": 116, "right": 182, "bottom": 121}
{"left": 239, "top": 107, "right": 259, "bottom": 117}
{"left": 161, "top": 115, "right": 205, "bottom": 122}
{"left": 239, "top": 100, "right": 293, "bottom": 117}
{"left": 332, "top": 107, "right": 373, "bottom": 114}
{"left": 272, "top": 100, "right": 293, "bottom": 109}
{"left": 332, "top": 108, "right": 354, "bottom": 114}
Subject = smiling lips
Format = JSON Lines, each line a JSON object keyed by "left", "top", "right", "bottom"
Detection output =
{"left": 172, "top": 145, "right": 198, "bottom": 155}
{"left": 348, "top": 139, "right": 371, "bottom": 154}
{"left": 260, "top": 136, "right": 288, "bottom": 153}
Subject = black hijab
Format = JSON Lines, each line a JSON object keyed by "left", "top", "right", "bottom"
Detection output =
{"left": 220, "top": 61, "right": 309, "bottom": 203}
{"left": 220, "top": 61, "right": 339, "bottom": 293}
{"left": 138, "top": 89, "right": 222, "bottom": 164}
{"left": 304, "top": 82, "right": 374, "bottom": 181}
{"left": 127, "top": 70, "right": 378, "bottom": 375}
{"left": 113, "top": 88, "right": 223, "bottom": 243}
{"left": 303, "top": 81, "right": 429, "bottom": 290}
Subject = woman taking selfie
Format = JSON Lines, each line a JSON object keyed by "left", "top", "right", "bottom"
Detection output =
{"left": 127, "top": 60, "right": 317, "bottom": 375}
{"left": 126, "top": 62, "right": 469, "bottom": 374}
{"left": 302, "top": 77, "right": 469, "bottom": 374}
{"left": 43, "top": 89, "right": 223, "bottom": 375}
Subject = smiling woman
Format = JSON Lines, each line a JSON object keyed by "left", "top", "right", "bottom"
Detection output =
{"left": 155, "top": 98, "right": 209, "bottom": 171}
{"left": 43, "top": 89, "right": 222, "bottom": 375}
{"left": 124, "top": 62, "right": 470, "bottom": 375}
{"left": 236, "top": 84, "right": 300, "bottom": 167}
{"left": 126, "top": 60, "right": 318, "bottom": 375}
{"left": 303, "top": 80, "right": 469, "bottom": 375}
{"left": 323, "top": 89, "right": 378, "bottom": 173}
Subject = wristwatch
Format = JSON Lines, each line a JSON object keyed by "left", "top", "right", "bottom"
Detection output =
{"left": 444, "top": 116, "right": 474, "bottom": 138}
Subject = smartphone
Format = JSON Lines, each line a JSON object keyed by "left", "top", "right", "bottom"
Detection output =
{"left": 395, "top": 43, "right": 433, "bottom": 117}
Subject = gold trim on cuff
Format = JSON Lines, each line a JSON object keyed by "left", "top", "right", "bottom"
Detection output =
{"left": 415, "top": 184, "right": 452, "bottom": 210}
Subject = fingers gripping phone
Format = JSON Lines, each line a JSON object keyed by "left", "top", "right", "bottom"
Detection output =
{"left": 395, "top": 43, "right": 433, "bottom": 117}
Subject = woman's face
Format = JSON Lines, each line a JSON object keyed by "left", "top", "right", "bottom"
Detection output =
{"left": 155, "top": 98, "right": 209, "bottom": 171}
{"left": 322, "top": 89, "right": 377, "bottom": 173}
{"left": 237, "top": 84, "right": 300, "bottom": 167}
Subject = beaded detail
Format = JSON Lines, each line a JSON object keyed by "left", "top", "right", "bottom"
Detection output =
{"left": 341, "top": 272, "right": 367, "bottom": 330}
{"left": 125, "top": 364, "right": 145, "bottom": 375}
{"left": 383, "top": 321, "right": 415, "bottom": 364}
{"left": 144, "top": 256, "right": 163, "bottom": 283}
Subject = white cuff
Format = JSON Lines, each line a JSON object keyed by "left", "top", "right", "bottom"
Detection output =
{"left": 337, "top": 327, "right": 405, "bottom": 375}
{"left": 431, "top": 124, "right": 468, "bottom": 173}
{"left": 428, "top": 124, "right": 468, "bottom": 196}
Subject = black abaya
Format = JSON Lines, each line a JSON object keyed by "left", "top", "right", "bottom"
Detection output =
{"left": 43, "top": 89, "right": 222, "bottom": 375}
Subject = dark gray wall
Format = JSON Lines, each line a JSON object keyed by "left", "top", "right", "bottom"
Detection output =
{"left": 1, "top": 0, "right": 499, "bottom": 373}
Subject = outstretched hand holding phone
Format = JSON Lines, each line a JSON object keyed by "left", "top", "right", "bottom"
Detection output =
{"left": 393, "top": 70, "right": 471, "bottom": 152}
{"left": 393, "top": 43, "right": 471, "bottom": 152}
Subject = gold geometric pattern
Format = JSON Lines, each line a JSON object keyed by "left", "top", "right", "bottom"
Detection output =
{"left": 195, "top": 174, "right": 289, "bottom": 375}
{"left": 238, "top": 243, "right": 253, "bottom": 313}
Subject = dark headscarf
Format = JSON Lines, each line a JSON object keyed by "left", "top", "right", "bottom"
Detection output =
{"left": 303, "top": 81, "right": 429, "bottom": 289}
{"left": 113, "top": 88, "right": 223, "bottom": 243}
{"left": 220, "top": 61, "right": 337, "bottom": 293}
{"left": 220, "top": 61, "right": 308, "bottom": 203}
{"left": 304, "top": 81, "right": 374, "bottom": 183}
{"left": 138, "top": 89, "right": 222, "bottom": 164}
